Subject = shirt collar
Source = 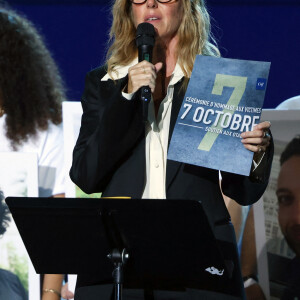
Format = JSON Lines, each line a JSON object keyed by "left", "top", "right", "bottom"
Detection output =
{"left": 169, "top": 62, "right": 185, "bottom": 86}
{"left": 101, "top": 58, "right": 185, "bottom": 83}
{"left": 101, "top": 58, "right": 138, "bottom": 81}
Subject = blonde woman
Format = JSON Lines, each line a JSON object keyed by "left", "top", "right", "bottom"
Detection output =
{"left": 70, "top": 0, "right": 273, "bottom": 299}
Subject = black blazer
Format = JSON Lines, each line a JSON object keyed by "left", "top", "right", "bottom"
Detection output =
{"left": 70, "top": 66, "right": 273, "bottom": 299}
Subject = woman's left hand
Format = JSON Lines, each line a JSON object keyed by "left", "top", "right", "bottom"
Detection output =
{"left": 241, "top": 121, "right": 271, "bottom": 153}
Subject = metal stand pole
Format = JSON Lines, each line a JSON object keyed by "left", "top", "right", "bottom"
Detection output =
{"left": 108, "top": 248, "right": 129, "bottom": 300}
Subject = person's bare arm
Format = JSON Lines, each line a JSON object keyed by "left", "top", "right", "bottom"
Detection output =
{"left": 42, "top": 274, "right": 63, "bottom": 300}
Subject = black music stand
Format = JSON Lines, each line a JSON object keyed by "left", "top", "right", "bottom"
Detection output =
{"left": 5, "top": 197, "right": 231, "bottom": 300}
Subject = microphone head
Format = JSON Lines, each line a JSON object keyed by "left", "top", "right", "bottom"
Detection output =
{"left": 136, "top": 22, "right": 155, "bottom": 48}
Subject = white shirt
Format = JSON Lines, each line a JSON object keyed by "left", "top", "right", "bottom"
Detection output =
{"left": 142, "top": 63, "right": 184, "bottom": 198}
{"left": 0, "top": 116, "right": 65, "bottom": 197}
{"left": 101, "top": 60, "right": 184, "bottom": 199}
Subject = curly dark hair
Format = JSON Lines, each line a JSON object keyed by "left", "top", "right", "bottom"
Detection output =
{"left": 0, "top": 6, "right": 66, "bottom": 149}
{"left": 280, "top": 135, "right": 300, "bottom": 166}
{"left": 0, "top": 190, "right": 10, "bottom": 237}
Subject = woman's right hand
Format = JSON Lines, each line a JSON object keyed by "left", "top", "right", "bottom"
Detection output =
{"left": 127, "top": 60, "right": 163, "bottom": 94}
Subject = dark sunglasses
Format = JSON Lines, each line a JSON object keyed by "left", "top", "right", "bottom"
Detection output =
{"left": 130, "top": 0, "right": 174, "bottom": 4}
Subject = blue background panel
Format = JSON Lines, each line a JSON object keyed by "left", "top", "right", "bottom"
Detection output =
{"left": 7, "top": 1, "right": 300, "bottom": 107}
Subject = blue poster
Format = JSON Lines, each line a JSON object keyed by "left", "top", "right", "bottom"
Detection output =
{"left": 168, "top": 55, "right": 271, "bottom": 176}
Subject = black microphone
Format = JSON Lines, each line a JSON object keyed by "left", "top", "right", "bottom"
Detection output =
{"left": 136, "top": 22, "right": 155, "bottom": 121}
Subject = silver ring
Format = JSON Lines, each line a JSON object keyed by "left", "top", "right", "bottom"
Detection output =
{"left": 265, "top": 131, "right": 271, "bottom": 139}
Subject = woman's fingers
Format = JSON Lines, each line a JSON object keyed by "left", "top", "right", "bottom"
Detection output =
{"left": 127, "top": 60, "right": 162, "bottom": 94}
{"left": 241, "top": 121, "right": 271, "bottom": 153}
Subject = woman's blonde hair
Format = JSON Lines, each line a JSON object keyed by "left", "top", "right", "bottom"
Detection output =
{"left": 106, "top": 0, "right": 220, "bottom": 79}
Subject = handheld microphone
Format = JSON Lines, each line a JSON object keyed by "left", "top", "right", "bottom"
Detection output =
{"left": 136, "top": 22, "right": 155, "bottom": 121}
